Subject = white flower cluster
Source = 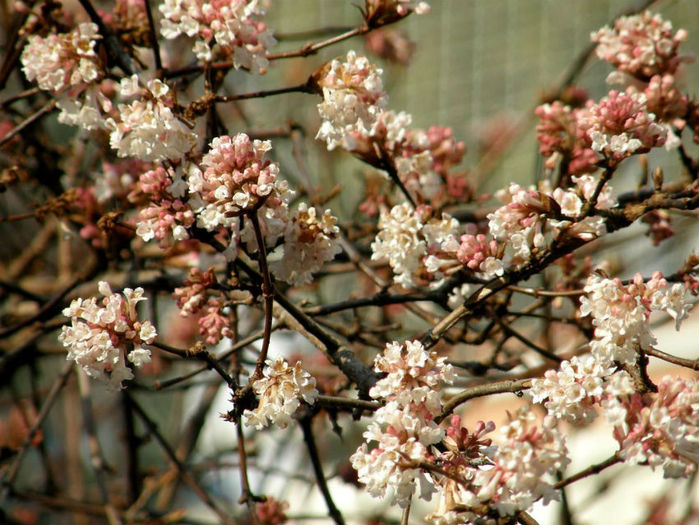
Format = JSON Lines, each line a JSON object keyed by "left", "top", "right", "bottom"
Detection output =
{"left": 59, "top": 282, "right": 157, "bottom": 389}
{"left": 243, "top": 358, "right": 318, "bottom": 429}
{"left": 269, "top": 203, "right": 341, "bottom": 285}
{"left": 315, "top": 51, "right": 387, "bottom": 150}
{"left": 107, "top": 77, "right": 198, "bottom": 161}
{"left": 580, "top": 272, "right": 691, "bottom": 365}
{"left": 351, "top": 340, "right": 453, "bottom": 507}
{"left": 159, "top": 0, "right": 275, "bottom": 71}
{"left": 370, "top": 340, "right": 455, "bottom": 409}
{"left": 529, "top": 355, "right": 634, "bottom": 424}
{"left": 371, "top": 203, "right": 459, "bottom": 288}
{"left": 21, "top": 22, "right": 102, "bottom": 93}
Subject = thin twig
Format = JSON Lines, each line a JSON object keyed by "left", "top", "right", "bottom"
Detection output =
{"left": 248, "top": 210, "right": 274, "bottom": 382}
{"left": 300, "top": 418, "right": 346, "bottom": 525}
{"left": 644, "top": 347, "right": 699, "bottom": 371}
{"left": 150, "top": 340, "right": 238, "bottom": 389}
{"left": 142, "top": 0, "right": 163, "bottom": 75}
{"left": 235, "top": 415, "right": 261, "bottom": 524}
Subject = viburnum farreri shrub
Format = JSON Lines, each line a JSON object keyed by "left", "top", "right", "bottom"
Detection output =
{"left": 2, "top": 1, "right": 699, "bottom": 524}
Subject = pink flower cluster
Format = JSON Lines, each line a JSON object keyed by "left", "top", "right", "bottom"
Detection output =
{"left": 59, "top": 281, "right": 157, "bottom": 388}
{"left": 21, "top": 22, "right": 102, "bottom": 93}
{"left": 134, "top": 167, "right": 194, "bottom": 246}
{"left": 580, "top": 271, "right": 691, "bottom": 365}
{"left": 456, "top": 233, "right": 503, "bottom": 279}
{"left": 591, "top": 11, "right": 689, "bottom": 80}
{"left": 159, "top": 0, "right": 275, "bottom": 71}
{"left": 579, "top": 90, "right": 667, "bottom": 162}
{"left": 603, "top": 376, "right": 699, "bottom": 478}
{"left": 351, "top": 340, "right": 453, "bottom": 506}
{"left": 173, "top": 268, "right": 232, "bottom": 344}
{"left": 535, "top": 101, "right": 599, "bottom": 175}
{"left": 269, "top": 203, "right": 341, "bottom": 285}
{"left": 243, "top": 358, "right": 318, "bottom": 429}
{"left": 188, "top": 134, "right": 281, "bottom": 226}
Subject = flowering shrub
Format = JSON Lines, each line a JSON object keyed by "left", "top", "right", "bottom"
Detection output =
{"left": 3, "top": 3, "right": 699, "bottom": 525}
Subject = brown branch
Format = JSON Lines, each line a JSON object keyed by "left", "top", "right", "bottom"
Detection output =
{"left": 0, "top": 100, "right": 56, "bottom": 148}
{"left": 214, "top": 81, "right": 314, "bottom": 103}
{"left": 554, "top": 454, "right": 621, "bottom": 489}
{"left": 644, "top": 346, "right": 699, "bottom": 371}
{"left": 248, "top": 210, "right": 274, "bottom": 382}
{"left": 76, "top": 368, "right": 123, "bottom": 525}
{"left": 235, "top": 415, "right": 261, "bottom": 524}
{"left": 142, "top": 0, "right": 163, "bottom": 75}
{"left": 437, "top": 378, "right": 532, "bottom": 424}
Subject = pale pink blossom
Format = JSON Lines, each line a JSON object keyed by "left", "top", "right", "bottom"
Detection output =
{"left": 591, "top": 11, "right": 689, "bottom": 80}
{"left": 269, "top": 204, "right": 341, "bottom": 285}
{"left": 21, "top": 23, "right": 102, "bottom": 93}
{"left": 528, "top": 355, "right": 632, "bottom": 424}
{"left": 580, "top": 272, "right": 691, "bottom": 365}
{"left": 315, "top": 51, "right": 387, "bottom": 150}
{"left": 159, "top": 0, "right": 275, "bottom": 71}
{"left": 243, "top": 358, "right": 318, "bottom": 429}
{"left": 604, "top": 377, "right": 699, "bottom": 478}
{"left": 371, "top": 204, "right": 459, "bottom": 288}
{"left": 107, "top": 78, "right": 197, "bottom": 161}
{"left": 456, "top": 234, "right": 503, "bottom": 279}
{"left": 59, "top": 281, "right": 157, "bottom": 388}
{"left": 427, "top": 410, "right": 569, "bottom": 522}
{"left": 370, "top": 340, "right": 454, "bottom": 413}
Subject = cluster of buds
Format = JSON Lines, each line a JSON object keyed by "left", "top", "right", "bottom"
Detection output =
{"left": 172, "top": 267, "right": 234, "bottom": 345}
{"left": 59, "top": 282, "right": 157, "bottom": 388}
{"left": 133, "top": 166, "right": 194, "bottom": 246}
{"left": 187, "top": 133, "right": 294, "bottom": 259}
